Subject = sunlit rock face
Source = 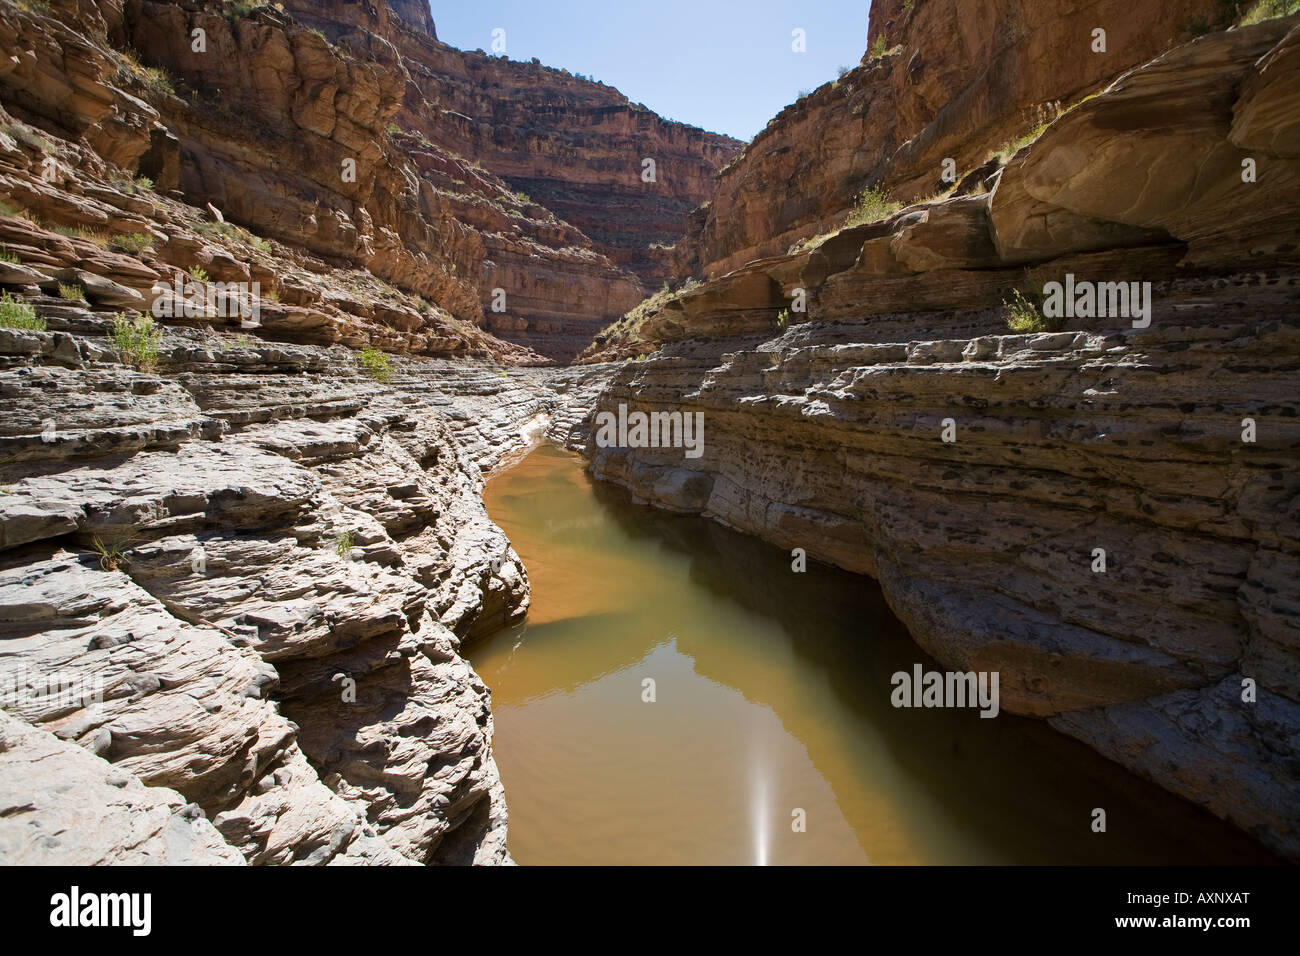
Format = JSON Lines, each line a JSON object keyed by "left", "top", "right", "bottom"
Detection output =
{"left": 277, "top": 0, "right": 740, "bottom": 360}
{"left": 377, "top": 14, "right": 740, "bottom": 356}
{"left": 581, "top": 12, "right": 1300, "bottom": 859}
{"left": 674, "top": 0, "right": 1224, "bottom": 282}
{"left": 0, "top": 0, "right": 1294, "bottom": 870}
{"left": 24, "top": 0, "right": 736, "bottom": 365}
{"left": 389, "top": 0, "right": 436, "bottom": 36}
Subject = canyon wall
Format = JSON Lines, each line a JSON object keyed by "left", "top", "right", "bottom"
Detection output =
{"left": 0, "top": 253, "right": 609, "bottom": 864}
{"left": 0, "top": 0, "right": 735, "bottom": 364}
{"left": 382, "top": 12, "right": 741, "bottom": 290}
{"left": 104, "top": 0, "right": 738, "bottom": 362}
{"left": 0, "top": 319, "right": 531, "bottom": 863}
{"left": 0, "top": 0, "right": 615, "bottom": 864}
{"left": 0, "top": 0, "right": 555, "bottom": 362}
{"left": 1, "top": 0, "right": 1295, "bottom": 867}
{"left": 580, "top": 13, "right": 1300, "bottom": 858}
{"left": 674, "top": 0, "right": 1221, "bottom": 281}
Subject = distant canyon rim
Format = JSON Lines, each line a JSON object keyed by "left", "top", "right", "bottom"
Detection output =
{"left": 0, "top": 0, "right": 1296, "bottom": 865}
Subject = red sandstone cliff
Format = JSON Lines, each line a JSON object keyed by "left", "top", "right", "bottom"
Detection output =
{"left": 675, "top": 0, "right": 1222, "bottom": 281}
{"left": 257, "top": 0, "right": 740, "bottom": 360}
{"left": 386, "top": 24, "right": 740, "bottom": 288}
{"left": 23, "top": 0, "right": 737, "bottom": 363}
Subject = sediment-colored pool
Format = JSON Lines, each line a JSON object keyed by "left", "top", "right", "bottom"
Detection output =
{"left": 470, "top": 443, "right": 1273, "bottom": 865}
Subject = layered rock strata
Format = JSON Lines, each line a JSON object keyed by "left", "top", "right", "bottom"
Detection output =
{"left": 76, "top": 0, "right": 738, "bottom": 361}
{"left": 378, "top": 6, "right": 740, "bottom": 290}
{"left": 0, "top": 0, "right": 544, "bottom": 362}
{"left": 0, "top": 291, "right": 611, "bottom": 864}
{"left": 579, "top": 15, "right": 1300, "bottom": 858}
{"left": 0, "top": 0, "right": 646, "bottom": 865}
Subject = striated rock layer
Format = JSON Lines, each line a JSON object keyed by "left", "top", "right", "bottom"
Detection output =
{"left": 0, "top": 0, "right": 736, "bottom": 364}
{"left": 0, "top": 291, "right": 613, "bottom": 864}
{"left": 579, "top": 15, "right": 1300, "bottom": 858}
{"left": 86, "top": 0, "right": 740, "bottom": 362}
{"left": 381, "top": 8, "right": 740, "bottom": 290}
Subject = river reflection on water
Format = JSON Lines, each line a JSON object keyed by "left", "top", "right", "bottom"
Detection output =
{"left": 470, "top": 443, "right": 1274, "bottom": 866}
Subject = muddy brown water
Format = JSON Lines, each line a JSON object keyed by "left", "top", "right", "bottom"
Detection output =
{"left": 470, "top": 443, "right": 1274, "bottom": 865}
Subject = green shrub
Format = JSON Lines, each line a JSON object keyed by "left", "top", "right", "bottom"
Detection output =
{"left": 109, "top": 232, "right": 152, "bottom": 254}
{"left": 89, "top": 533, "right": 130, "bottom": 571}
{"left": 990, "top": 123, "right": 1048, "bottom": 166}
{"left": 117, "top": 48, "right": 174, "bottom": 96}
{"left": 57, "top": 282, "right": 84, "bottom": 301}
{"left": 195, "top": 220, "right": 234, "bottom": 241}
{"left": 189, "top": 266, "right": 210, "bottom": 284}
{"left": 357, "top": 347, "right": 393, "bottom": 383}
{"left": 776, "top": 308, "right": 790, "bottom": 330}
{"left": 111, "top": 313, "right": 162, "bottom": 370}
{"left": 0, "top": 247, "right": 18, "bottom": 264}
{"left": 334, "top": 530, "right": 355, "bottom": 559}
{"left": 844, "top": 184, "right": 901, "bottom": 227}
{"left": 110, "top": 174, "right": 155, "bottom": 195}
{"left": 142, "top": 66, "right": 173, "bottom": 94}
{"left": 195, "top": 219, "right": 269, "bottom": 254}
{"left": 1184, "top": 0, "right": 1299, "bottom": 37}
{"left": 1241, "top": 0, "right": 1300, "bottom": 23}
{"left": 0, "top": 293, "right": 45, "bottom": 330}
{"left": 1004, "top": 289, "right": 1048, "bottom": 333}
{"left": 223, "top": 0, "right": 270, "bottom": 22}
{"left": 869, "top": 34, "right": 889, "bottom": 59}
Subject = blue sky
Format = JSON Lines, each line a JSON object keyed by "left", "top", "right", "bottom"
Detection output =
{"left": 429, "top": 1, "right": 872, "bottom": 142}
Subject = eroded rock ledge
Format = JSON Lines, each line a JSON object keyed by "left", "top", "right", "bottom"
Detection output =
{"left": 0, "top": 303, "right": 613, "bottom": 865}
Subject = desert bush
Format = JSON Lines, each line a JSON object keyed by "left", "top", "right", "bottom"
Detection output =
{"left": 0, "top": 293, "right": 44, "bottom": 330}
{"left": 1003, "top": 289, "right": 1050, "bottom": 333}
{"left": 111, "top": 313, "right": 162, "bottom": 370}
{"left": 334, "top": 530, "right": 355, "bottom": 559}
{"left": 109, "top": 232, "right": 152, "bottom": 254}
{"left": 357, "top": 347, "right": 393, "bottom": 383}
{"left": 844, "top": 184, "right": 901, "bottom": 227}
